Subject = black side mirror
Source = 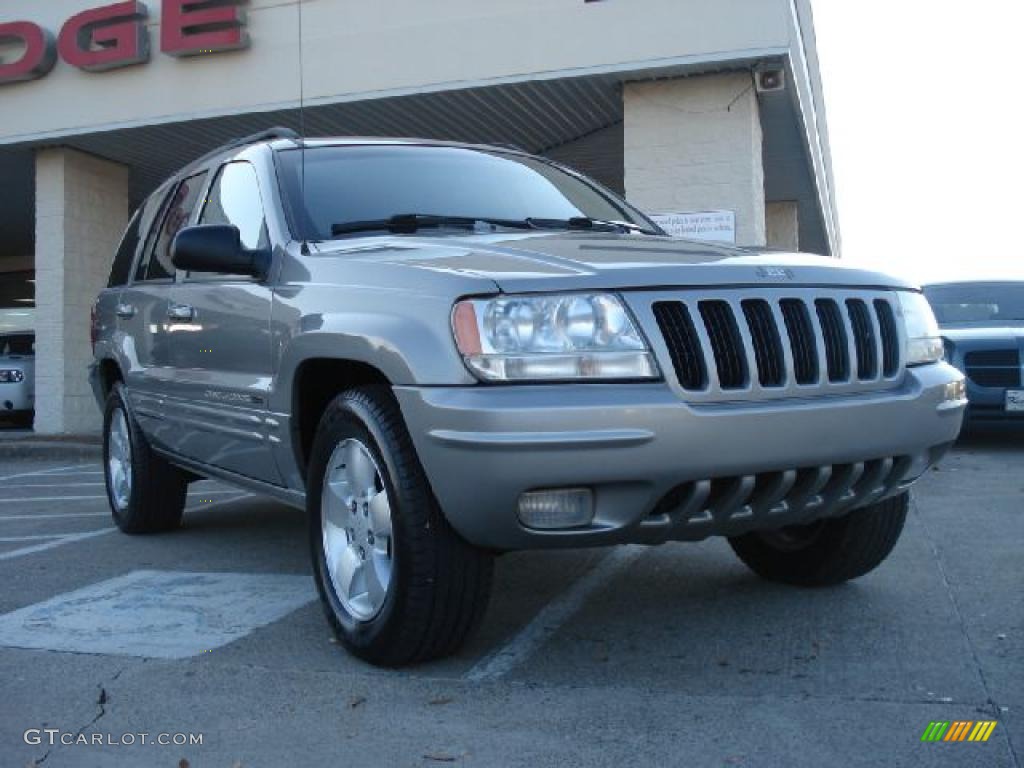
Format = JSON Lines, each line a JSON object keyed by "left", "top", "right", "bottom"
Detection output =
{"left": 171, "top": 225, "right": 270, "bottom": 279}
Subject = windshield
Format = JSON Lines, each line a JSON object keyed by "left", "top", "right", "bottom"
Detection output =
{"left": 923, "top": 282, "right": 1024, "bottom": 325}
{"left": 276, "top": 145, "right": 660, "bottom": 240}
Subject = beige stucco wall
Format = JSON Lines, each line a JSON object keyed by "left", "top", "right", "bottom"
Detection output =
{"left": 34, "top": 148, "right": 130, "bottom": 434}
{"left": 0, "top": 0, "right": 793, "bottom": 145}
{"left": 624, "top": 74, "right": 766, "bottom": 247}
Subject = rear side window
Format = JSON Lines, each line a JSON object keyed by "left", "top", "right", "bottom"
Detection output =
{"left": 131, "top": 184, "right": 173, "bottom": 282}
{"left": 135, "top": 172, "right": 208, "bottom": 282}
{"left": 107, "top": 210, "right": 141, "bottom": 288}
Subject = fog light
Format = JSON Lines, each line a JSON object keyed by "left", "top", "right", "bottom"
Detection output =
{"left": 944, "top": 379, "right": 967, "bottom": 402}
{"left": 517, "top": 488, "right": 594, "bottom": 530}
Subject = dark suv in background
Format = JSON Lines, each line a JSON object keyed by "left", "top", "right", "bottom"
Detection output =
{"left": 924, "top": 281, "right": 1024, "bottom": 425}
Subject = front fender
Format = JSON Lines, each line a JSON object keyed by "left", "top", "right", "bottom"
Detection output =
{"left": 270, "top": 303, "right": 478, "bottom": 414}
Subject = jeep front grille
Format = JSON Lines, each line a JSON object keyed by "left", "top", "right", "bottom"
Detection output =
{"left": 648, "top": 289, "right": 904, "bottom": 401}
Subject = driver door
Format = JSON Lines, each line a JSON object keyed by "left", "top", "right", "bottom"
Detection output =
{"left": 167, "top": 161, "right": 281, "bottom": 484}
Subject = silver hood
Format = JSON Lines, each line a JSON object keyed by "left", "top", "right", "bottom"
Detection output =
{"left": 313, "top": 231, "right": 916, "bottom": 294}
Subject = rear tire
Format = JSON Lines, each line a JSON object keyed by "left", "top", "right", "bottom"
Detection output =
{"left": 728, "top": 492, "right": 909, "bottom": 586}
{"left": 103, "top": 383, "right": 187, "bottom": 534}
{"left": 308, "top": 385, "right": 493, "bottom": 667}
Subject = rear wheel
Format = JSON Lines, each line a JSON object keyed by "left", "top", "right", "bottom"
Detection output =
{"left": 728, "top": 492, "right": 909, "bottom": 586}
{"left": 308, "top": 385, "right": 493, "bottom": 667}
{"left": 103, "top": 383, "right": 187, "bottom": 534}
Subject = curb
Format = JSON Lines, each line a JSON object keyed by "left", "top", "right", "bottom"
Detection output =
{"left": 0, "top": 439, "right": 102, "bottom": 461}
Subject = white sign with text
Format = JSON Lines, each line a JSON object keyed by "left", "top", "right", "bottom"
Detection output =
{"left": 650, "top": 210, "right": 736, "bottom": 244}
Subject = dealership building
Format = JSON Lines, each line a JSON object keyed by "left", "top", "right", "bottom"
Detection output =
{"left": 0, "top": 0, "right": 838, "bottom": 434}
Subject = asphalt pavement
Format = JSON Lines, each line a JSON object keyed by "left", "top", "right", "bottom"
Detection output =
{"left": 0, "top": 431, "right": 1020, "bottom": 767}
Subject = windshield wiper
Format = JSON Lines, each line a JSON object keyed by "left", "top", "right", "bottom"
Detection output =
{"left": 329, "top": 213, "right": 658, "bottom": 238}
{"left": 330, "top": 214, "right": 534, "bottom": 238}
{"left": 526, "top": 216, "right": 656, "bottom": 235}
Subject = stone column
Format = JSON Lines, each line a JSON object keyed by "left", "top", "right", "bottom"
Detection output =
{"left": 766, "top": 201, "right": 800, "bottom": 251}
{"left": 624, "top": 73, "right": 766, "bottom": 247}
{"left": 34, "top": 148, "right": 130, "bottom": 435}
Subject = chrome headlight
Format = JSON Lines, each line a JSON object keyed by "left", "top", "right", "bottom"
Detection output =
{"left": 897, "top": 292, "right": 943, "bottom": 366}
{"left": 452, "top": 293, "right": 659, "bottom": 382}
{"left": 0, "top": 369, "right": 25, "bottom": 383}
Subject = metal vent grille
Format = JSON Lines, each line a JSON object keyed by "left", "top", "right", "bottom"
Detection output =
{"left": 780, "top": 299, "right": 819, "bottom": 385}
{"left": 646, "top": 454, "right": 915, "bottom": 541}
{"left": 815, "top": 299, "right": 850, "bottom": 382}
{"left": 699, "top": 300, "right": 748, "bottom": 390}
{"left": 653, "top": 302, "right": 706, "bottom": 390}
{"left": 846, "top": 299, "right": 879, "bottom": 380}
{"left": 874, "top": 299, "right": 900, "bottom": 377}
{"left": 742, "top": 299, "right": 785, "bottom": 387}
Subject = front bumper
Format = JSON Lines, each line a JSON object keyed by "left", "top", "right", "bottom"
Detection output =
{"left": 395, "top": 362, "right": 966, "bottom": 551}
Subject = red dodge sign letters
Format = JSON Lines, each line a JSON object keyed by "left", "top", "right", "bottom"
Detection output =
{"left": 0, "top": 0, "right": 249, "bottom": 85}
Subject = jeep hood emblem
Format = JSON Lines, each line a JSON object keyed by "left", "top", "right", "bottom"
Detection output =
{"left": 756, "top": 266, "right": 796, "bottom": 280}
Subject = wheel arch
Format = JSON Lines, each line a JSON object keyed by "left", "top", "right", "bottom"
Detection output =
{"left": 96, "top": 357, "right": 124, "bottom": 400}
{"left": 289, "top": 356, "right": 394, "bottom": 481}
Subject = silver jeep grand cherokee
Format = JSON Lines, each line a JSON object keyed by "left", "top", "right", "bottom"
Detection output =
{"left": 90, "top": 128, "right": 966, "bottom": 666}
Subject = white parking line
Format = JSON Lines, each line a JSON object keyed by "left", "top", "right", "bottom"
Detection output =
{"left": 0, "top": 534, "right": 66, "bottom": 542}
{"left": 0, "top": 536, "right": 64, "bottom": 544}
{"left": 0, "top": 493, "right": 252, "bottom": 521}
{"left": 31, "top": 471, "right": 103, "bottom": 477}
{"left": 8, "top": 490, "right": 246, "bottom": 502}
{"left": 0, "top": 529, "right": 114, "bottom": 562}
{"left": 3, "top": 482, "right": 106, "bottom": 488}
{"left": 34, "top": 464, "right": 100, "bottom": 474}
{"left": 464, "top": 546, "right": 645, "bottom": 683}
{"left": 0, "top": 495, "right": 254, "bottom": 561}
{"left": 0, "top": 513, "right": 110, "bottom": 520}
{"left": 0, "top": 463, "right": 93, "bottom": 483}
{"left": 5, "top": 481, "right": 229, "bottom": 488}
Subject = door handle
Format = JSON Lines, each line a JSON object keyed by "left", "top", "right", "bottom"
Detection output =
{"left": 167, "top": 303, "right": 196, "bottom": 322}
{"left": 115, "top": 303, "right": 136, "bottom": 319}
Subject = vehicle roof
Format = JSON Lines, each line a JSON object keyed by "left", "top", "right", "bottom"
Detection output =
{"left": 171, "top": 134, "right": 532, "bottom": 183}
{"left": 263, "top": 136, "right": 530, "bottom": 154}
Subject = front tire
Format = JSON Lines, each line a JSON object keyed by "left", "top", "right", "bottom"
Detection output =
{"left": 103, "top": 383, "right": 187, "bottom": 534}
{"left": 728, "top": 492, "right": 909, "bottom": 586}
{"left": 308, "top": 386, "right": 493, "bottom": 667}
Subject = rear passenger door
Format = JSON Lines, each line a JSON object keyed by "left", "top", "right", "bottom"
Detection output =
{"left": 116, "top": 173, "right": 207, "bottom": 449}
{"left": 167, "top": 161, "right": 282, "bottom": 483}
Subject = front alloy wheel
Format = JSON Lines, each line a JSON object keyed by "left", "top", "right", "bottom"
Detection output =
{"left": 308, "top": 385, "right": 493, "bottom": 667}
{"left": 321, "top": 439, "right": 394, "bottom": 622}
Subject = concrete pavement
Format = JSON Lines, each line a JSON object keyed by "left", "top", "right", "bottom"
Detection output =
{"left": 0, "top": 432, "right": 1019, "bottom": 767}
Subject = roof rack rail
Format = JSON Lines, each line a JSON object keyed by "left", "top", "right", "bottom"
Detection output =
{"left": 488, "top": 142, "right": 528, "bottom": 153}
{"left": 187, "top": 126, "right": 302, "bottom": 170}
